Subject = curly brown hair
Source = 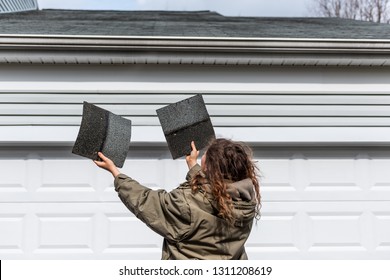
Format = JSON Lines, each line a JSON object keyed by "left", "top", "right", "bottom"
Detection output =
{"left": 191, "top": 138, "right": 261, "bottom": 224}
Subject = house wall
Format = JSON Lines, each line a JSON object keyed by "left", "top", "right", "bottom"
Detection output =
{"left": 0, "top": 63, "right": 389, "bottom": 259}
{"left": 1, "top": 63, "right": 390, "bottom": 128}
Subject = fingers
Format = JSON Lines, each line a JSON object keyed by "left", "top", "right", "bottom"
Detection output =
{"left": 97, "top": 152, "right": 108, "bottom": 162}
{"left": 94, "top": 160, "right": 105, "bottom": 167}
{"left": 94, "top": 152, "right": 120, "bottom": 177}
{"left": 94, "top": 152, "right": 111, "bottom": 168}
{"left": 191, "top": 141, "right": 197, "bottom": 152}
{"left": 93, "top": 156, "right": 105, "bottom": 166}
{"left": 190, "top": 141, "right": 199, "bottom": 157}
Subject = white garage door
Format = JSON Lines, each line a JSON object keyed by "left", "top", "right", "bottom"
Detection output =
{"left": 0, "top": 145, "right": 389, "bottom": 260}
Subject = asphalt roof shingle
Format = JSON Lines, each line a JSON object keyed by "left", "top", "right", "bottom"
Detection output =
{"left": 0, "top": 9, "right": 389, "bottom": 39}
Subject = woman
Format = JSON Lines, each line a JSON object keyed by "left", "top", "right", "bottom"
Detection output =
{"left": 95, "top": 138, "right": 261, "bottom": 260}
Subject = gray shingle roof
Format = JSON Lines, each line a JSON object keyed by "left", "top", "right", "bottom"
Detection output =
{"left": 0, "top": 9, "right": 389, "bottom": 39}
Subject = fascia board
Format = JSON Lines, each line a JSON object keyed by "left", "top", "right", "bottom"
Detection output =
{"left": 1, "top": 35, "right": 390, "bottom": 66}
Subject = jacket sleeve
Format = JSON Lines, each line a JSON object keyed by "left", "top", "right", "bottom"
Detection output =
{"left": 113, "top": 165, "right": 201, "bottom": 242}
{"left": 185, "top": 163, "right": 202, "bottom": 182}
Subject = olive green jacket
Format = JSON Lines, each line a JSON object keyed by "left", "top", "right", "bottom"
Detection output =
{"left": 114, "top": 164, "right": 257, "bottom": 260}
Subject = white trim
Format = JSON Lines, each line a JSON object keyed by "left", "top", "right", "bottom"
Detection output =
{"left": 1, "top": 82, "right": 390, "bottom": 94}
{"left": 1, "top": 34, "right": 390, "bottom": 43}
{"left": 1, "top": 35, "right": 390, "bottom": 52}
{"left": 1, "top": 126, "right": 389, "bottom": 146}
{"left": 1, "top": 35, "right": 390, "bottom": 66}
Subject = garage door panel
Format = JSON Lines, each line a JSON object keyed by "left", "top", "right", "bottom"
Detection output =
{"left": 307, "top": 213, "right": 364, "bottom": 250}
{"left": 258, "top": 159, "right": 296, "bottom": 191}
{"left": 370, "top": 159, "right": 390, "bottom": 191}
{"left": 41, "top": 160, "right": 98, "bottom": 190}
{"left": 247, "top": 201, "right": 390, "bottom": 260}
{"left": 306, "top": 159, "right": 357, "bottom": 188}
{"left": 36, "top": 214, "right": 95, "bottom": 254}
{"left": 0, "top": 214, "right": 25, "bottom": 254}
{"left": 104, "top": 214, "right": 162, "bottom": 254}
{"left": 247, "top": 212, "right": 299, "bottom": 251}
{"left": 373, "top": 212, "right": 390, "bottom": 250}
{"left": 0, "top": 159, "right": 28, "bottom": 191}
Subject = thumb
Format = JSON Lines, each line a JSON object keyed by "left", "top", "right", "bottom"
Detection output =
{"left": 191, "top": 141, "right": 197, "bottom": 151}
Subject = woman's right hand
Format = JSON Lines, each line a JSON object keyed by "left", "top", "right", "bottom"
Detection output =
{"left": 186, "top": 141, "right": 199, "bottom": 169}
{"left": 94, "top": 152, "right": 120, "bottom": 178}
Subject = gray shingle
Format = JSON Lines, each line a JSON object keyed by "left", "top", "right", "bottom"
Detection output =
{"left": 72, "top": 102, "right": 132, "bottom": 168}
{"left": 157, "top": 94, "right": 215, "bottom": 159}
{"left": 0, "top": 9, "right": 389, "bottom": 39}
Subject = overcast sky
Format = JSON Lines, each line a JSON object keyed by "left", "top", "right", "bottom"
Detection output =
{"left": 37, "top": 0, "right": 315, "bottom": 17}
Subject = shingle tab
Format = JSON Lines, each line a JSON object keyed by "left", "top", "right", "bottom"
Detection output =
{"left": 72, "top": 102, "right": 132, "bottom": 168}
{"left": 157, "top": 94, "right": 215, "bottom": 159}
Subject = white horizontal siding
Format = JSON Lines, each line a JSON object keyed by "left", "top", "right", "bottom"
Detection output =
{"left": 1, "top": 116, "right": 390, "bottom": 127}
{"left": 2, "top": 93, "right": 390, "bottom": 104}
{"left": 1, "top": 103, "right": 390, "bottom": 116}
{"left": 2, "top": 83, "right": 390, "bottom": 95}
{"left": 0, "top": 64, "right": 389, "bottom": 136}
{"left": 0, "top": 94, "right": 389, "bottom": 126}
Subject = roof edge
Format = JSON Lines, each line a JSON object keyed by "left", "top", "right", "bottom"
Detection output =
{"left": 1, "top": 35, "right": 390, "bottom": 66}
{"left": 2, "top": 33, "right": 390, "bottom": 42}
{"left": 1, "top": 34, "right": 390, "bottom": 51}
